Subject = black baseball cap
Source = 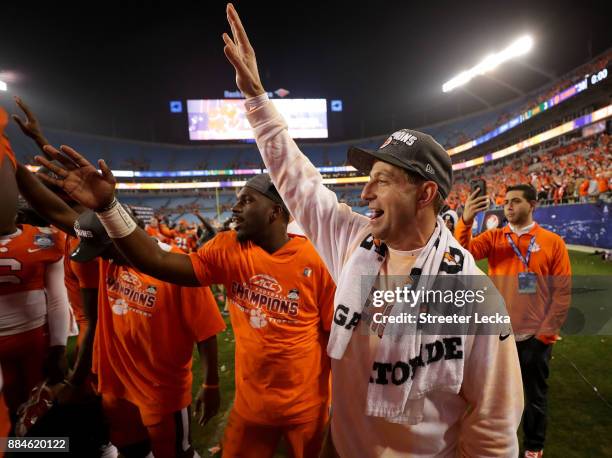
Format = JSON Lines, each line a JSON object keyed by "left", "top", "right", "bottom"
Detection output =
{"left": 244, "top": 174, "right": 289, "bottom": 213}
{"left": 347, "top": 129, "right": 453, "bottom": 198}
{"left": 70, "top": 210, "right": 113, "bottom": 262}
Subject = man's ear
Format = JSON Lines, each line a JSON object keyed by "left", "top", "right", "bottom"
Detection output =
{"left": 269, "top": 204, "right": 282, "bottom": 223}
{"left": 417, "top": 182, "right": 438, "bottom": 210}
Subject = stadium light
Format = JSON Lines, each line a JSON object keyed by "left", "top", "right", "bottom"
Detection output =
{"left": 0, "top": 80, "right": 7, "bottom": 91}
{"left": 442, "top": 35, "right": 533, "bottom": 93}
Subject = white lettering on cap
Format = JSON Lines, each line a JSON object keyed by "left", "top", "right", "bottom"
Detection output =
{"left": 75, "top": 228, "right": 94, "bottom": 239}
{"left": 380, "top": 129, "right": 418, "bottom": 149}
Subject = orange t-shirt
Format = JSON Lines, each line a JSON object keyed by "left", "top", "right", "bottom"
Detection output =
{"left": 159, "top": 225, "right": 197, "bottom": 253}
{"left": 597, "top": 177, "right": 608, "bottom": 193}
{"left": 455, "top": 219, "right": 572, "bottom": 335}
{"left": 92, "top": 255, "right": 225, "bottom": 418}
{"left": 145, "top": 226, "right": 169, "bottom": 244}
{"left": 62, "top": 235, "right": 99, "bottom": 322}
{"left": 189, "top": 231, "right": 335, "bottom": 425}
{"left": 578, "top": 179, "right": 590, "bottom": 196}
{"left": 0, "top": 225, "right": 63, "bottom": 295}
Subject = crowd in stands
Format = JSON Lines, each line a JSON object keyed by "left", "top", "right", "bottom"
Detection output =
{"left": 123, "top": 131, "right": 611, "bottom": 227}
{"left": 140, "top": 206, "right": 220, "bottom": 254}
{"left": 448, "top": 133, "right": 612, "bottom": 213}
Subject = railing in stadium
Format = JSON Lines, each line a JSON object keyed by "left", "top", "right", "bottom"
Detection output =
{"left": 104, "top": 103, "right": 612, "bottom": 189}
{"left": 446, "top": 71, "right": 607, "bottom": 156}
{"left": 453, "top": 103, "right": 612, "bottom": 170}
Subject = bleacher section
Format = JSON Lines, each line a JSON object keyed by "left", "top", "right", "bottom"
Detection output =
{"left": 5, "top": 112, "right": 513, "bottom": 170}
{"left": 424, "top": 98, "right": 525, "bottom": 148}
{"left": 6, "top": 49, "right": 609, "bottom": 174}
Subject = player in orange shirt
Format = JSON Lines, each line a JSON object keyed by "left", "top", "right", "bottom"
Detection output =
{"left": 146, "top": 216, "right": 171, "bottom": 244}
{"left": 159, "top": 218, "right": 198, "bottom": 253}
{"left": 12, "top": 97, "right": 99, "bottom": 358}
{"left": 61, "top": 235, "right": 99, "bottom": 348}
{"left": 455, "top": 184, "right": 571, "bottom": 457}
{"left": 74, "top": 211, "right": 225, "bottom": 458}
{"left": 0, "top": 143, "right": 70, "bottom": 431}
{"left": 35, "top": 147, "right": 335, "bottom": 458}
{"left": 13, "top": 164, "right": 226, "bottom": 458}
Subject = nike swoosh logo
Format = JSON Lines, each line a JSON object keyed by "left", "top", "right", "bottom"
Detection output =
{"left": 27, "top": 248, "right": 44, "bottom": 253}
{"left": 499, "top": 334, "right": 511, "bottom": 341}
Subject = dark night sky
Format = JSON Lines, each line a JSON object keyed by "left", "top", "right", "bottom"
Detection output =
{"left": 0, "top": 0, "right": 610, "bottom": 143}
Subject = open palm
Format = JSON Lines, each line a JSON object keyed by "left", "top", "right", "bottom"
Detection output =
{"left": 36, "top": 145, "right": 116, "bottom": 211}
{"left": 222, "top": 3, "right": 265, "bottom": 98}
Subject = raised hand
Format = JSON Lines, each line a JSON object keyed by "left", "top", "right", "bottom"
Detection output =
{"left": 222, "top": 3, "right": 266, "bottom": 98}
{"left": 12, "top": 97, "right": 48, "bottom": 149}
{"left": 462, "top": 188, "right": 490, "bottom": 223}
{"left": 35, "top": 145, "right": 116, "bottom": 211}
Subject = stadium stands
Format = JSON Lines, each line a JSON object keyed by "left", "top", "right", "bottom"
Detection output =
{"left": 6, "top": 49, "right": 610, "bottom": 245}
{"left": 448, "top": 133, "right": 611, "bottom": 211}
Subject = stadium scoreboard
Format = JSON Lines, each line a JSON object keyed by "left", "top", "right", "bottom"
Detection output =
{"left": 187, "top": 98, "right": 329, "bottom": 140}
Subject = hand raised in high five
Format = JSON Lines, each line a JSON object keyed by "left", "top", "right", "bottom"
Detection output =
{"left": 222, "top": 3, "right": 266, "bottom": 98}
{"left": 12, "top": 96, "right": 49, "bottom": 151}
{"left": 35, "top": 145, "right": 116, "bottom": 211}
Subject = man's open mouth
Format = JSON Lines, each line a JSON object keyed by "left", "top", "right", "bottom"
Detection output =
{"left": 367, "top": 209, "right": 384, "bottom": 221}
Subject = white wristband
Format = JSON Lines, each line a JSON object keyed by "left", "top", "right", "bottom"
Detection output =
{"left": 96, "top": 198, "right": 138, "bottom": 239}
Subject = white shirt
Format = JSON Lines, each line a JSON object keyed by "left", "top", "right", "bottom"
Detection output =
{"left": 246, "top": 95, "right": 523, "bottom": 457}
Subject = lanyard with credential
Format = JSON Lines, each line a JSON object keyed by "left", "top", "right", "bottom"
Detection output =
{"left": 505, "top": 234, "right": 536, "bottom": 271}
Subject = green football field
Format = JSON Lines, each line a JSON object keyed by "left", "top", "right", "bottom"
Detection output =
{"left": 178, "top": 251, "right": 612, "bottom": 456}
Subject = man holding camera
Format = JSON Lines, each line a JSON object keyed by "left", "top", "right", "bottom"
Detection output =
{"left": 455, "top": 184, "right": 572, "bottom": 458}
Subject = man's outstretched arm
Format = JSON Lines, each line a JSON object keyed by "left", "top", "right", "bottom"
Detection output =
{"left": 104, "top": 226, "right": 199, "bottom": 285}
{"left": 34, "top": 146, "right": 200, "bottom": 286}
{"left": 222, "top": 3, "right": 367, "bottom": 281}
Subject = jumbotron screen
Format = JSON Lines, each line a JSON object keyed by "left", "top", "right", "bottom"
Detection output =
{"left": 187, "top": 98, "right": 328, "bottom": 140}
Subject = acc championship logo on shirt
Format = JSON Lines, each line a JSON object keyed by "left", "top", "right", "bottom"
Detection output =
{"left": 108, "top": 269, "right": 158, "bottom": 315}
{"left": 120, "top": 271, "right": 142, "bottom": 288}
{"left": 249, "top": 274, "right": 283, "bottom": 294}
{"left": 230, "top": 274, "right": 301, "bottom": 327}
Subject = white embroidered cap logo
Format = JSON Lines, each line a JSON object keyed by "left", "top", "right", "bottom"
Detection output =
{"left": 425, "top": 163, "right": 435, "bottom": 174}
{"left": 379, "top": 130, "right": 418, "bottom": 149}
